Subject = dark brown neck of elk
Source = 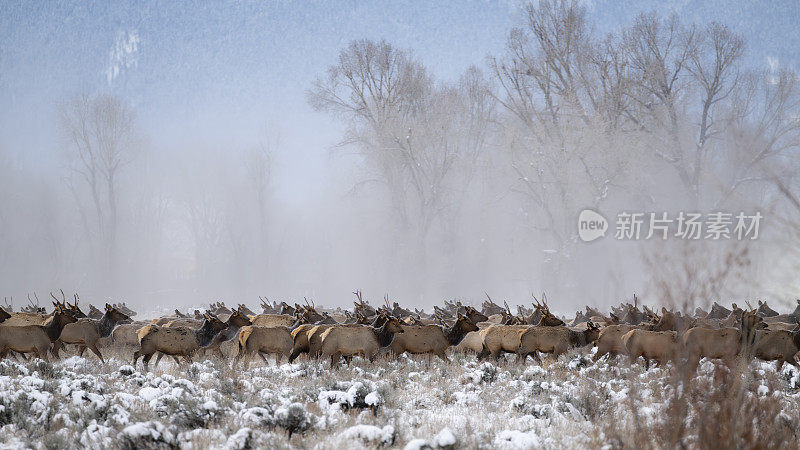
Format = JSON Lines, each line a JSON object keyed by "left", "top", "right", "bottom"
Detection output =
{"left": 445, "top": 317, "right": 478, "bottom": 346}
{"left": 570, "top": 324, "right": 599, "bottom": 347}
{"left": 97, "top": 309, "right": 129, "bottom": 338}
{"left": 372, "top": 321, "right": 398, "bottom": 347}
{"left": 194, "top": 318, "right": 226, "bottom": 347}
{"left": 43, "top": 310, "right": 76, "bottom": 341}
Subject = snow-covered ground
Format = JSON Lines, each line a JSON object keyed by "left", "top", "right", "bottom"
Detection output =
{"left": 0, "top": 349, "right": 798, "bottom": 449}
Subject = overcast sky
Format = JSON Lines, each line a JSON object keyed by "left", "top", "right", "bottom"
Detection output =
{"left": 1, "top": 0, "right": 798, "bottom": 201}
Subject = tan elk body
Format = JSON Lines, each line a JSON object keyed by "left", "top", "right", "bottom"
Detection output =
{"left": 517, "top": 323, "right": 600, "bottom": 361}
{"left": 234, "top": 326, "right": 293, "bottom": 366}
{"left": 133, "top": 314, "right": 227, "bottom": 370}
{"left": 319, "top": 318, "right": 404, "bottom": 366}
{"left": 477, "top": 325, "right": 531, "bottom": 359}
{"left": 54, "top": 304, "right": 131, "bottom": 362}
{"left": 622, "top": 329, "right": 679, "bottom": 368}
{"left": 0, "top": 307, "right": 77, "bottom": 360}
{"left": 752, "top": 328, "right": 800, "bottom": 370}
{"left": 388, "top": 315, "right": 478, "bottom": 361}
{"left": 593, "top": 324, "right": 636, "bottom": 361}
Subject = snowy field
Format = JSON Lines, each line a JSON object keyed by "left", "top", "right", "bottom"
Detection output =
{"left": 1, "top": 348, "right": 799, "bottom": 449}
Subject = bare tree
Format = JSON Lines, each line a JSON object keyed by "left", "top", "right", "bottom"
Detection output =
{"left": 309, "top": 40, "right": 494, "bottom": 258}
{"left": 60, "top": 93, "right": 138, "bottom": 284}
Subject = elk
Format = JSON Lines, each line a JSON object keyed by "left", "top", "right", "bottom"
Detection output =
{"left": 202, "top": 310, "right": 254, "bottom": 359}
{"left": 481, "top": 293, "right": 506, "bottom": 316}
{"left": 682, "top": 309, "right": 765, "bottom": 369}
{"left": 752, "top": 321, "right": 800, "bottom": 370}
{"left": 649, "top": 307, "right": 696, "bottom": 332}
{"left": 113, "top": 302, "right": 137, "bottom": 317}
{"left": 476, "top": 325, "right": 532, "bottom": 360}
{"left": 259, "top": 297, "right": 277, "bottom": 314}
{"left": 707, "top": 302, "right": 732, "bottom": 320}
{"left": 0, "top": 305, "right": 77, "bottom": 360}
{"left": 289, "top": 313, "right": 384, "bottom": 363}
{"left": 318, "top": 316, "right": 405, "bottom": 367}
{"left": 234, "top": 325, "right": 294, "bottom": 367}
{"left": 622, "top": 329, "right": 679, "bottom": 369}
{"left": 756, "top": 300, "right": 779, "bottom": 317}
{"left": 352, "top": 290, "right": 376, "bottom": 317}
{"left": 762, "top": 300, "right": 800, "bottom": 325}
{"left": 237, "top": 303, "right": 256, "bottom": 316}
{"left": 133, "top": 313, "right": 228, "bottom": 370}
{"left": 87, "top": 304, "right": 103, "bottom": 320}
{"left": 111, "top": 321, "right": 149, "bottom": 347}
{"left": 593, "top": 324, "right": 637, "bottom": 361}
{"left": 53, "top": 304, "right": 131, "bottom": 363}
{"left": 387, "top": 314, "right": 478, "bottom": 362}
{"left": 517, "top": 322, "right": 600, "bottom": 361}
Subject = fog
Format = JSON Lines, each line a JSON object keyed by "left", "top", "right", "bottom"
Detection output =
{"left": 1, "top": 1, "right": 799, "bottom": 313}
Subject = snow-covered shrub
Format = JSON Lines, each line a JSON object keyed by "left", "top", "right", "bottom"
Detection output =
{"left": 274, "top": 402, "right": 312, "bottom": 438}
{"left": 239, "top": 406, "right": 275, "bottom": 428}
{"left": 117, "top": 420, "right": 175, "bottom": 450}
{"left": 226, "top": 427, "right": 253, "bottom": 450}
{"left": 318, "top": 380, "right": 382, "bottom": 413}
{"left": 340, "top": 424, "right": 396, "bottom": 446}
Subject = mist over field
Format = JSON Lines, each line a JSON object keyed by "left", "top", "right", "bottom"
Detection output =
{"left": 1, "top": 0, "right": 799, "bottom": 314}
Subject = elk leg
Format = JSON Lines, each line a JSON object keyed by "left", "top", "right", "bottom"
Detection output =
{"left": 183, "top": 355, "right": 192, "bottom": 364}
{"left": 88, "top": 344, "right": 104, "bottom": 364}
{"left": 275, "top": 353, "right": 281, "bottom": 365}
{"left": 776, "top": 359, "right": 784, "bottom": 372}
{"left": 133, "top": 350, "right": 141, "bottom": 367}
{"left": 78, "top": 345, "right": 87, "bottom": 357}
{"left": 435, "top": 350, "right": 450, "bottom": 363}
{"left": 258, "top": 351, "right": 269, "bottom": 364}
{"left": 288, "top": 349, "right": 302, "bottom": 363}
{"left": 52, "top": 339, "right": 62, "bottom": 358}
{"left": 142, "top": 353, "right": 153, "bottom": 371}
{"left": 153, "top": 352, "right": 164, "bottom": 368}
{"left": 214, "top": 346, "right": 225, "bottom": 360}
{"left": 171, "top": 355, "right": 181, "bottom": 365}
{"left": 330, "top": 352, "right": 341, "bottom": 368}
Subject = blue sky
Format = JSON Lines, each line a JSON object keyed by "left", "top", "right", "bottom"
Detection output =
{"left": 1, "top": 0, "right": 798, "bottom": 200}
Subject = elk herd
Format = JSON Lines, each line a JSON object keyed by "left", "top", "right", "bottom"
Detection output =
{"left": 1, "top": 291, "right": 799, "bottom": 374}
